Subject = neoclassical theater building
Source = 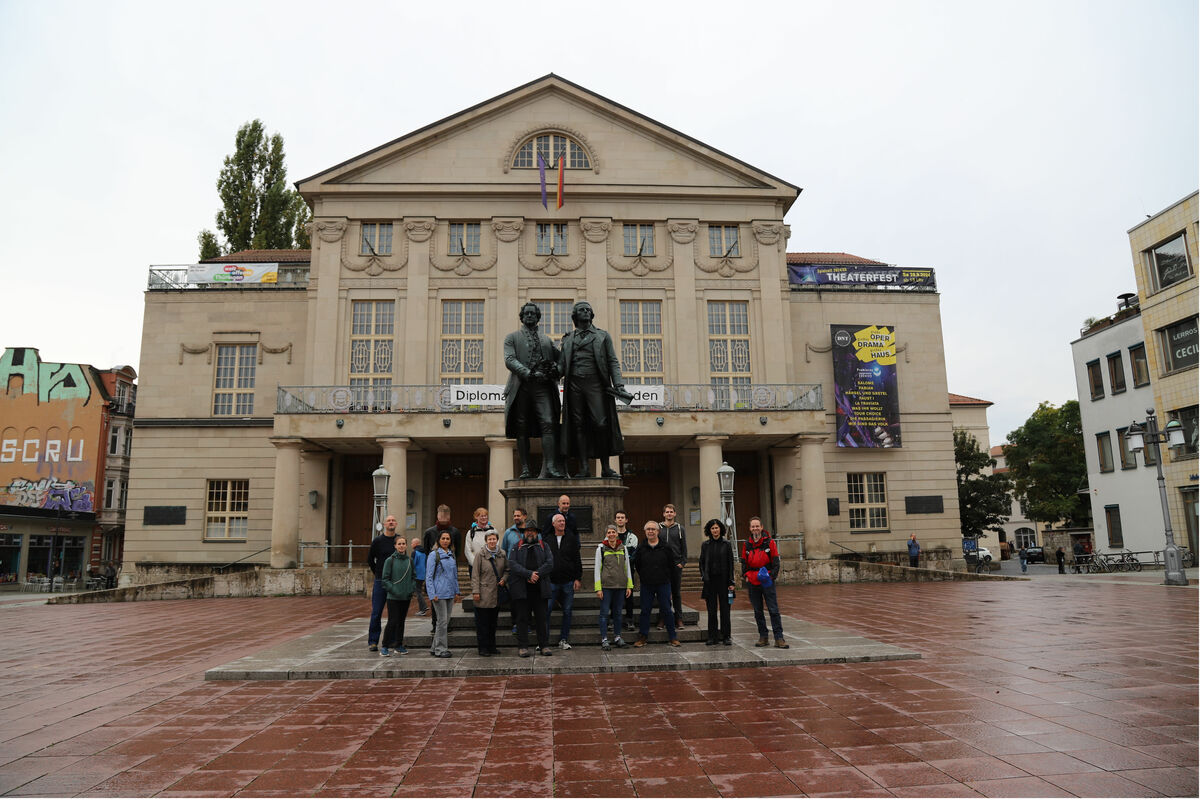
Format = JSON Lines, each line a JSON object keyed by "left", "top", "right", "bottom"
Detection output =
{"left": 124, "top": 75, "right": 962, "bottom": 577}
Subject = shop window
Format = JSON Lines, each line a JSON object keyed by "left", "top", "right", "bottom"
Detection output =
{"left": 1106, "top": 352, "right": 1126, "bottom": 394}
{"left": 619, "top": 300, "right": 664, "bottom": 384}
{"left": 205, "top": 479, "right": 249, "bottom": 540}
{"left": 212, "top": 344, "right": 256, "bottom": 416}
{"left": 0, "top": 533, "right": 21, "bottom": 584}
{"left": 1104, "top": 505, "right": 1124, "bottom": 549}
{"left": 1158, "top": 316, "right": 1198, "bottom": 374}
{"left": 1096, "top": 432, "right": 1114, "bottom": 472}
{"left": 1086, "top": 360, "right": 1104, "bottom": 400}
{"left": 440, "top": 300, "right": 485, "bottom": 385}
{"left": 1146, "top": 231, "right": 1192, "bottom": 291}
{"left": 847, "top": 472, "right": 888, "bottom": 531}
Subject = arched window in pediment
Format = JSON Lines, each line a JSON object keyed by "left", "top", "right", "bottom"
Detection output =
{"left": 512, "top": 132, "right": 591, "bottom": 169}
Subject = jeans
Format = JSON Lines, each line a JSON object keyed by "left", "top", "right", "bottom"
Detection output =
{"left": 640, "top": 582, "right": 676, "bottom": 640}
{"left": 368, "top": 578, "right": 387, "bottom": 645}
{"left": 669, "top": 565, "right": 683, "bottom": 623}
{"left": 546, "top": 581, "right": 575, "bottom": 643}
{"left": 599, "top": 588, "right": 625, "bottom": 640}
{"left": 747, "top": 582, "right": 784, "bottom": 640}
{"left": 382, "top": 595, "right": 411, "bottom": 649}
{"left": 415, "top": 580, "right": 429, "bottom": 613}
{"left": 430, "top": 598, "right": 453, "bottom": 655}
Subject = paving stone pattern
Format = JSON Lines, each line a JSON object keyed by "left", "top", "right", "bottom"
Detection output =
{"left": 0, "top": 581, "right": 1195, "bottom": 797}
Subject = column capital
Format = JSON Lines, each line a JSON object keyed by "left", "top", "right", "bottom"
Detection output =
{"left": 378, "top": 437, "right": 412, "bottom": 449}
{"left": 485, "top": 436, "right": 516, "bottom": 449}
{"left": 793, "top": 434, "right": 828, "bottom": 448}
{"left": 694, "top": 434, "right": 729, "bottom": 446}
{"left": 301, "top": 450, "right": 333, "bottom": 462}
{"left": 269, "top": 437, "right": 305, "bottom": 450}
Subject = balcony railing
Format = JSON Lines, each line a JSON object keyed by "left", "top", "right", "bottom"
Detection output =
{"left": 148, "top": 266, "right": 309, "bottom": 289}
{"left": 277, "top": 384, "right": 822, "bottom": 414}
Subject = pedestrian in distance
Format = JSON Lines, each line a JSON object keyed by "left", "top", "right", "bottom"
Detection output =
{"left": 1018, "top": 545, "right": 1029, "bottom": 574}
{"left": 426, "top": 530, "right": 461, "bottom": 658}
{"left": 410, "top": 538, "right": 429, "bottom": 616}
{"left": 365, "top": 514, "right": 401, "bottom": 652}
{"left": 380, "top": 535, "right": 416, "bottom": 656}
{"left": 544, "top": 512, "right": 582, "bottom": 650}
{"left": 907, "top": 533, "right": 920, "bottom": 568}
{"left": 634, "top": 521, "right": 680, "bottom": 647}
{"left": 464, "top": 507, "right": 497, "bottom": 580}
{"left": 594, "top": 524, "right": 632, "bottom": 650}
{"left": 1056, "top": 546, "right": 1066, "bottom": 574}
{"left": 508, "top": 519, "right": 555, "bottom": 657}
{"left": 471, "top": 530, "right": 507, "bottom": 657}
{"left": 699, "top": 518, "right": 735, "bottom": 646}
{"left": 742, "top": 517, "right": 789, "bottom": 648}
{"left": 658, "top": 504, "right": 688, "bottom": 629}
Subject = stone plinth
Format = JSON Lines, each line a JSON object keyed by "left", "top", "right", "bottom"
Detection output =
{"left": 500, "top": 477, "right": 627, "bottom": 542}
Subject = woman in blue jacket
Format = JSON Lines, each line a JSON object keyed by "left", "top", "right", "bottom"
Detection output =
{"left": 426, "top": 530, "right": 461, "bottom": 658}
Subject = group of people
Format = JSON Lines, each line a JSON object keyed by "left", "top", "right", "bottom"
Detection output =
{"left": 365, "top": 495, "right": 790, "bottom": 658}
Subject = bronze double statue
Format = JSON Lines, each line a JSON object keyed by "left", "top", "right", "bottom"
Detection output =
{"left": 504, "top": 301, "right": 633, "bottom": 479}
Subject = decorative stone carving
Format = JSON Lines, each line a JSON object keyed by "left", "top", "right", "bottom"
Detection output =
{"left": 694, "top": 224, "right": 759, "bottom": 277}
{"left": 667, "top": 220, "right": 698, "bottom": 244}
{"left": 341, "top": 220, "right": 407, "bottom": 276}
{"left": 404, "top": 218, "right": 435, "bottom": 242}
{"left": 429, "top": 221, "right": 498, "bottom": 276}
{"left": 502, "top": 124, "right": 600, "bottom": 174}
{"left": 752, "top": 221, "right": 788, "bottom": 246}
{"left": 314, "top": 218, "right": 347, "bottom": 243}
{"left": 260, "top": 342, "right": 293, "bottom": 364}
{"left": 580, "top": 219, "right": 611, "bottom": 243}
{"left": 179, "top": 343, "right": 211, "bottom": 365}
{"left": 492, "top": 217, "right": 524, "bottom": 242}
{"left": 604, "top": 223, "right": 673, "bottom": 277}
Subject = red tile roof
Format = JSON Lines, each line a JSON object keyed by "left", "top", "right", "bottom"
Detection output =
{"left": 786, "top": 252, "right": 889, "bottom": 266}
{"left": 949, "top": 393, "right": 993, "bottom": 407}
{"left": 203, "top": 249, "right": 311, "bottom": 264}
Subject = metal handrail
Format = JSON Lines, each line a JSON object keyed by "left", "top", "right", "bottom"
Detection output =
{"left": 298, "top": 541, "right": 371, "bottom": 569}
{"left": 215, "top": 546, "right": 271, "bottom": 573}
{"left": 148, "top": 266, "right": 309, "bottom": 290}
{"left": 277, "top": 383, "right": 822, "bottom": 415}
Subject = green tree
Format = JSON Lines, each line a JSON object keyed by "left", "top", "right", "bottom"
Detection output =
{"left": 954, "top": 430, "right": 1012, "bottom": 539}
{"left": 198, "top": 120, "right": 310, "bottom": 256}
{"left": 197, "top": 229, "right": 221, "bottom": 261}
{"left": 1003, "top": 401, "right": 1089, "bottom": 526}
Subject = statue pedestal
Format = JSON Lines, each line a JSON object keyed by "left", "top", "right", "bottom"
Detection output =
{"left": 500, "top": 478, "right": 627, "bottom": 544}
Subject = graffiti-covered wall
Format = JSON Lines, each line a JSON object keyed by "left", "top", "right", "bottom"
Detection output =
{"left": 1, "top": 348, "right": 102, "bottom": 513}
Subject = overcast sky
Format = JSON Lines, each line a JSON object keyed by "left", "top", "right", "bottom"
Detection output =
{"left": 1, "top": 0, "right": 1196, "bottom": 441}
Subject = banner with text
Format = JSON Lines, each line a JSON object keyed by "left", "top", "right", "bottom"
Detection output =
{"left": 445, "top": 384, "right": 665, "bottom": 407}
{"left": 831, "top": 324, "right": 901, "bottom": 448}
{"left": 789, "top": 264, "right": 935, "bottom": 290}
{"left": 186, "top": 263, "right": 279, "bottom": 284}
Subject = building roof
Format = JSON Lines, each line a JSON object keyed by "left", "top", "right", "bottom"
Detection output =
{"left": 202, "top": 249, "right": 311, "bottom": 264}
{"left": 948, "top": 393, "right": 993, "bottom": 407}
{"left": 786, "top": 252, "right": 889, "bottom": 266}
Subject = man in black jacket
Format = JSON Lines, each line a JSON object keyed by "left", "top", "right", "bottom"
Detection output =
{"left": 541, "top": 494, "right": 578, "bottom": 541}
{"left": 366, "top": 515, "right": 400, "bottom": 652}
{"left": 658, "top": 504, "right": 688, "bottom": 629}
{"left": 508, "top": 519, "right": 555, "bottom": 657}
{"left": 634, "top": 521, "right": 680, "bottom": 647}
{"left": 544, "top": 512, "right": 582, "bottom": 649}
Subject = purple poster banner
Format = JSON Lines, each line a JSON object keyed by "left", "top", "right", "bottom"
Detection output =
{"left": 831, "top": 324, "right": 902, "bottom": 448}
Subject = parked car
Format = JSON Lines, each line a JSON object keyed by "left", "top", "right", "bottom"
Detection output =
{"left": 976, "top": 546, "right": 993, "bottom": 562}
{"left": 1024, "top": 546, "right": 1046, "bottom": 563}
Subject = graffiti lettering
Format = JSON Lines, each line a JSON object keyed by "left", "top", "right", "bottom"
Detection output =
{"left": 0, "top": 438, "right": 85, "bottom": 464}
{"left": 2, "top": 477, "right": 95, "bottom": 512}
{"left": 0, "top": 347, "right": 93, "bottom": 405}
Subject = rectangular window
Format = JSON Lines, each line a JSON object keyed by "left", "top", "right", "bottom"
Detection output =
{"left": 1086, "top": 360, "right": 1104, "bottom": 400}
{"left": 108, "top": 427, "right": 120, "bottom": 455}
{"left": 622, "top": 224, "right": 655, "bottom": 257}
{"left": 105, "top": 479, "right": 116, "bottom": 509}
{"left": 360, "top": 222, "right": 393, "bottom": 256}
{"left": 212, "top": 344, "right": 256, "bottom": 416}
{"left": 440, "top": 300, "right": 485, "bottom": 384}
{"left": 707, "top": 301, "right": 751, "bottom": 406}
{"left": 349, "top": 301, "right": 394, "bottom": 409}
{"left": 1096, "top": 432, "right": 1114, "bottom": 472}
{"left": 1158, "top": 316, "right": 1198, "bottom": 374}
{"left": 533, "top": 300, "right": 574, "bottom": 339}
{"left": 1116, "top": 427, "right": 1137, "bottom": 469}
{"left": 449, "top": 223, "right": 481, "bottom": 255}
{"left": 1104, "top": 505, "right": 1124, "bottom": 549}
{"left": 205, "top": 479, "right": 249, "bottom": 540}
{"left": 1147, "top": 232, "right": 1192, "bottom": 291}
{"left": 536, "top": 223, "right": 568, "bottom": 255}
{"left": 123, "top": 427, "right": 132, "bottom": 456}
{"left": 118, "top": 482, "right": 128, "bottom": 510}
{"left": 708, "top": 225, "right": 740, "bottom": 257}
{"left": 1106, "top": 352, "right": 1126, "bottom": 394}
{"left": 847, "top": 472, "right": 888, "bottom": 531}
{"left": 1143, "top": 432, "right": 1159, "bottom": 467}
{"left": 1129, "top": 343, "right": 1150, "bottom": 387}
{"left": 619, "top": 300, "right": 664, "bottom": 384}
{"left": 1168, "top": 406, "right": 1198, "bottom": 459}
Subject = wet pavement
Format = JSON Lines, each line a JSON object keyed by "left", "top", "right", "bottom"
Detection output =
{"left": 0, "top": 578, "right": 1195, "bottom": 797}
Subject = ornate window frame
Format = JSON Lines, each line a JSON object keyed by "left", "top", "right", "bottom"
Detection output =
{"left": 503, "top": 126, "right": 600, "bottom": 174}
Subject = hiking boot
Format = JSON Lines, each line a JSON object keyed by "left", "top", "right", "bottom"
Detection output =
{"left": 634, "top": 636, "right": 647, "bottom": 648}
{"left": 518, "top": 648, "right": 531, "bottom": 658}
{"left": 669, "top": 640, "right": 682, "bottom": 647}
{"left": 755, "top": 637, "right": 769, "bottom": 647}
{"left": 774, "top": 638, "right": 790, "bottom": 649}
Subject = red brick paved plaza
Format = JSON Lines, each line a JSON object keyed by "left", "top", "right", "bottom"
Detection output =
{"left": 1, "top": 579, "right": 1195, "bottom": 797}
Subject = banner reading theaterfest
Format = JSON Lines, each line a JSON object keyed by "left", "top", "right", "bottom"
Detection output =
{"left": 831, "top": 324, "right": 901, "bottom": 448}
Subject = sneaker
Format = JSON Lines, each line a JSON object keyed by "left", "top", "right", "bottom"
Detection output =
{"left": 558, "top": 639, "right": 572, "bottom": 650}
{"left": 614, "top": 637, "right": 627, "bottom": 648}
{"left": 416, "top": 610, "right": 427, "bottom": 616}
{"left": 380, "top": 647, "right": 391, "bottom": 656}
{"left": 655, "top": 622, "right": 665, "bottom": 631}
{"left": 723, "top": 638, "right": 732, "bottom": 646}
{"left": 601, "top": 639, "right": 611, "bottom": 651}
{"left": 397, "top": 646, "right": 409, "bottom": 655}
{"left": 368, "top": 643, "right": 378, "bottom": 652}
{"left": 435, "top": 652, "right": 452, "bottom": 659}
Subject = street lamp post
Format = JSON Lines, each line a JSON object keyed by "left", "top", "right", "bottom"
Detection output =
{"left": 1125, "top": 409, "right": 1187, "bottom": 586}
{"left": 717, "top": 461, "right": 737, "bottom": 566}
{"left": 371, "top": 465, "right": 391, "bottom": 545}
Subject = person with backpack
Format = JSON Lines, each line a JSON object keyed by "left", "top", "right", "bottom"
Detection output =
{"left": 471, "top": 529, "right": 507, "bottom": 657}
{"left": 410, "top": 538, "right": 429, "bottom": 616}
{"left": 463, "top": 507, "right": 497, "bottom": 580}
{"left": 507, "top": 518, "right": 555, "bottom": 658}
{"left": 593, "top": 524, "right": 632, "bottom": 650}
{"left": 380, "top": 536, "right": 416, "bottom": 656}
{"left": 741, "top": 516, "right": 788, "bottom": 649}
{"left": 699, "top": 518, "right": 735, "bottom": 647}
{"left": 425, "top": 530, "right": 461, "bottom": 658}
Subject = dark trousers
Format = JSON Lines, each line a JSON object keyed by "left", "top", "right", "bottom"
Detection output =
{"left": 704, "top": 590, "right": 732, "bottom": 641}
{"left": 546, "top": 581, "right": 575, "bottom": 642}
{"left": 640, "top": 582, "right": 676, "bottom": 639}
{"left": 415, "top": 580, "right": 428, "bottom": 613}
{"left": 514, "top": 590, "right": 549, "bottom": 650}
{"left": 599, "top": 588, "right": 625, "bottom": 640}
{"left": 908, "top": 554, "right": 919, "bottom": 567}
{"left": 382, "top": 596, "right": 411, "bottom": 648}
{"left": 748, "top": 583, "right": 784, "bottom": 640}
{"left": 368, "top": 578, "right": 386, "bottom": 644}
{"left": 474, "top": 606, "right": 499, "bottom": 653}
{"left": 657, "top": 565, "right": 683, "bottom": 625}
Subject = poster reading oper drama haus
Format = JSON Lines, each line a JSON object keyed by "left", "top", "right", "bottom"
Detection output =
{"left": 831, "top": 324, "right": 901, "bottom": 448}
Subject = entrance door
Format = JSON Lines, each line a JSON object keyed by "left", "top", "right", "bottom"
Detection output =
{"left": 725, "top": 451, "right": 761, "bottom": 537}
{"left": 340, "top": 455, "right": 378, "bottom": 559}
{"left": 620, "top": 453, "right": 670, "bottom": 543}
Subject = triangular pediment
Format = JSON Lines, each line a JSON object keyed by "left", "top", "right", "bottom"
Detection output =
{"left": 297, "top": 75, "right": 798, "bottom": 205}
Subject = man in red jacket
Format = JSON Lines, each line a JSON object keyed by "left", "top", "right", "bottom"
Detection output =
{"left": 741, "top": 517, "right": 788, "bottom": 648}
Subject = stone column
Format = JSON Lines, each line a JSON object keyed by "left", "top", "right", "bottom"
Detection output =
{"left": 307, "top": 218, "right": 347, "bottom": 385}
{"left": 299, "top": 451, "right": 331, "bottom": 558}
{"left": 485, "top": 436, "right": 516, "bottom": 517}
{"left": 270, "top": 438, "right": 304, "bottom": 568}
{"left": 696, "top": 435, "right": 728, "bottom": 532}
{"left": 797, "top": 435, "right": 831, "bottom": 559}
{"left": 379, "top": 437, "right": 410, "bottom": 526}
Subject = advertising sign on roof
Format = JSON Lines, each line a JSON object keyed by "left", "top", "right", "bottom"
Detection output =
{"left": 789, "top": 265, "right": 935, "bottom": 290}
{"left": 186, "top": 263, "right": 278, "bottom": 284}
